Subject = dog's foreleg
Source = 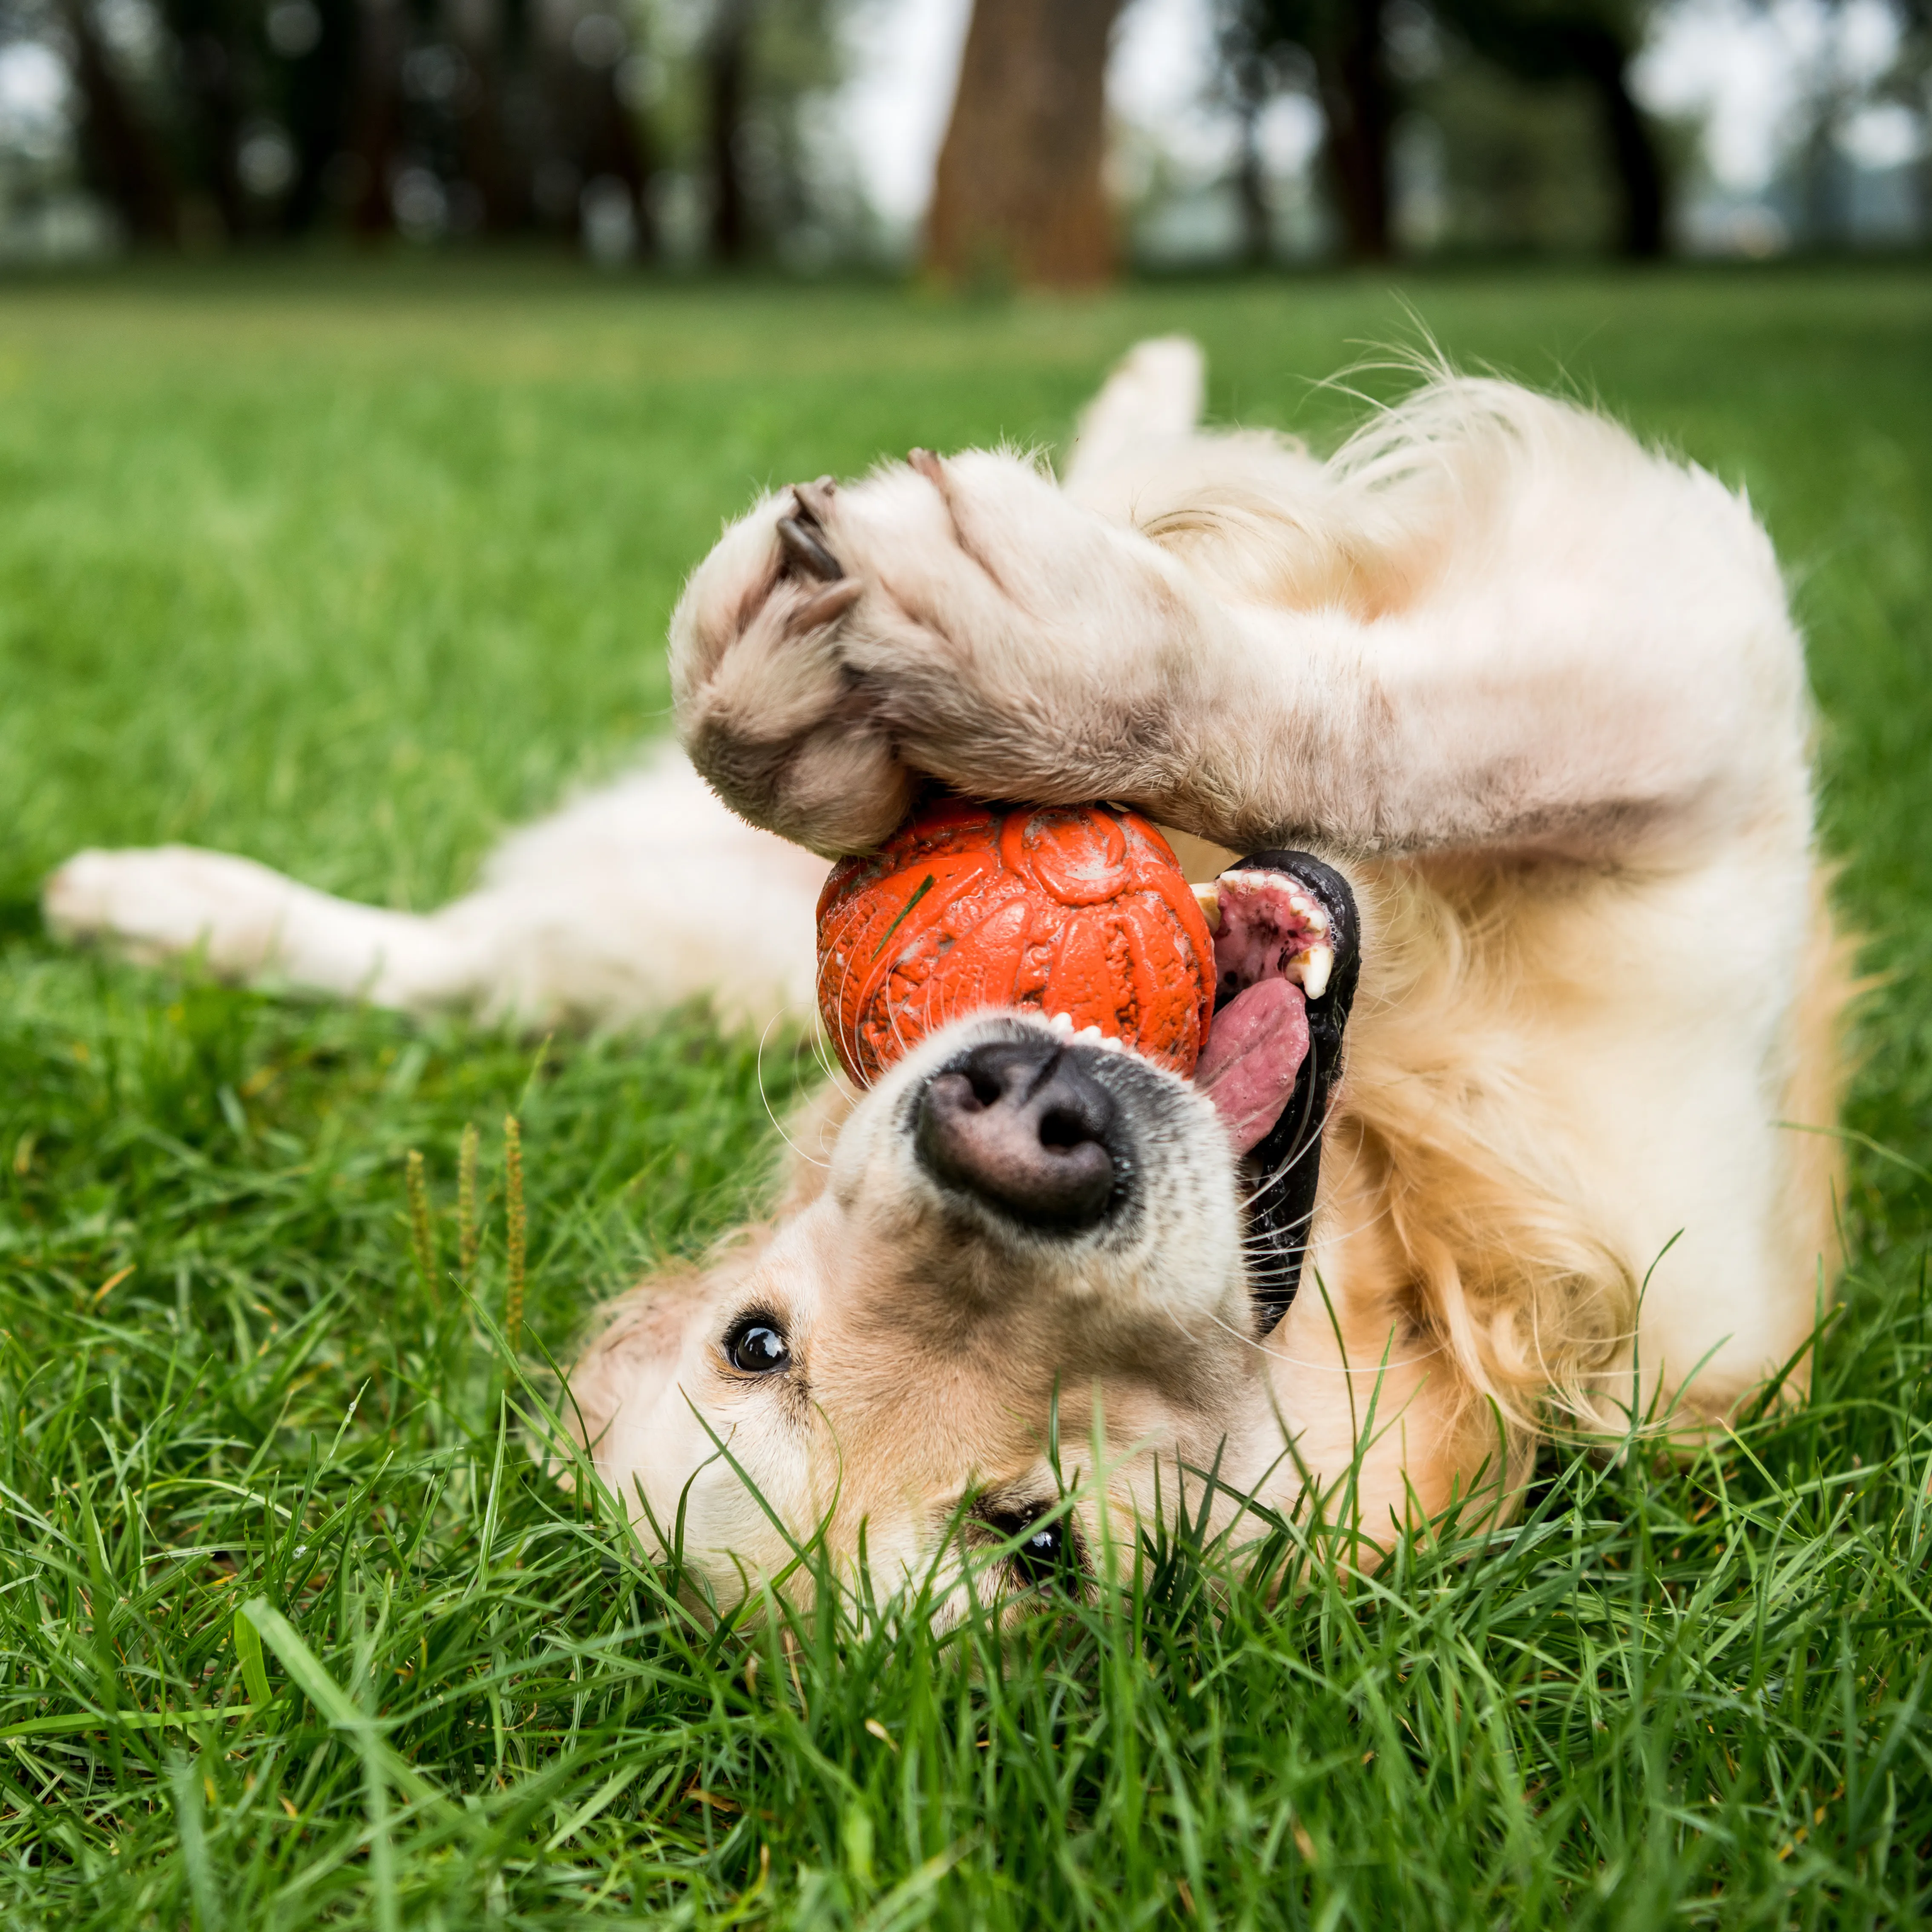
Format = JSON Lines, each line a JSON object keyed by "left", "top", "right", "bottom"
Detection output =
{"left": 675, "top": 382, "right": 1806, "bottom": 863}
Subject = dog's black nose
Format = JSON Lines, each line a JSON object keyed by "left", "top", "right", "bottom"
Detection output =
{"left": 915, "top": 1039, "right": 1118, "bottom": 1232}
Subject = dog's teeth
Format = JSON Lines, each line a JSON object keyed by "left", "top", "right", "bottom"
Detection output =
{"left": 1190, "top": 882, "right": 1222, "bottom": 932}
{"left": 1049, "top": 1011, "right": 1075, "bottom": 1035}
{"left": 1287, "top": 943, "right": 1334, "bottom": 1000}
{"left": 1281, "top": 888, "right": 1329, "bottom": 935}
{"left": 1214, "top": 870, "right": 1329, "bottom": 936}
{"left": 1076, "top": 1024, "right": 1103, "bottom": 1044}
{"left": 1097, "top": 1033, "right": 1123, "bottom": 1052}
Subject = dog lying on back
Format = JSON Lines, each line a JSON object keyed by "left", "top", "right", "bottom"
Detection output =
{"left": 48, "top": 339, "right": 1849, "bottom": 1598}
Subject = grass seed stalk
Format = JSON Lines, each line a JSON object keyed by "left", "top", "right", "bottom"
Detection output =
{"left": 405, "top": 1148, "right": 437, "bottom": 1300}
{"left": 458, "top": 1120, "right": 480, "bottom": 1283}
{"left": 504, "top": 1114, "right": 526, "bottom": 1352}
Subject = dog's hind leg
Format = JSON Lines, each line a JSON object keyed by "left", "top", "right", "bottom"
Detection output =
{"left": 1060, "top": 336, "right": 1205, "bottom": 495}
{"left": 44, "top": 747, "right": 826, "bottom": 1032}
{"left": 44, "top": 842, "right": 488, "bottom": 1010}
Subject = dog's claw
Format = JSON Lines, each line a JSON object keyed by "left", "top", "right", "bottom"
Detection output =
{"left": 908, "top": 447, "right": 944, "bottom": 486}
{"left": 795, "top": 476, "right": 837, "bottom": 520}
{"left": 776, "top": 511, "right": 842, "bottom": 583}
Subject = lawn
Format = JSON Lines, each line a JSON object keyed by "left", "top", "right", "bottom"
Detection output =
{"left": 0, "top": 261, "right": 1929, "bottom": 1929}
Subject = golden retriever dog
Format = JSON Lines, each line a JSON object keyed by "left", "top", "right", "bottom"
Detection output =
{"left": 47, "top": 339, "right": 1849, "bottom": 1601}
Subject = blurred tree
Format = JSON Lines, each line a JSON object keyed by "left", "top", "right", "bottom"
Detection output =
{"left": 1405, "top": 42, "right": 1628, "bottom": 254}
{"left": 278, "top": 0, "right": 363, "bottom": 237}
{"left": 348, "top": 0, "right": 405, "bottom": 238}
{"left": 1219, "top": 0, "right": 1668, "bottom": 259}
{"left": 652, "top": 0, "right": 848, "bottom": 265}
{"left": 11, "top": 0, "right": 842, "bottom": 265}
{"left": 703, "top": 0, "right": 752, "bottom": 259}
{"left": 58, "top": 0, "right": 180, "bottom": 240}
{"left": 547, "top": 3, "right": 653, "bottom": 252}
{"left": 1769, "top": 0, "right": 1929, "bottom": 247}
{"left": 442, "top": 0, "right": 511, "bottom": 230}
{"left": 926, "top": 0, "right": 1123, "bottom": 286}
{"left": 26, "top": 0, "right": 787, "bottom": 255}
{"left": 1216, "top": 0, "right": 1393, "bottom": 260}
{"left": 1431, "top": 0, "right": 1664, "bottom": 257}
{"left": 1886, "top": 0, "right": 1932, "bottom": 234}
{"left": 1318, "top": 0, "right": 1392, "bottom": 259}
{"left": 1213, "top": 8, "right": 1274, "bottom": 264}
{"left": 161, "top": 0, "right": 253, "bottom": 239}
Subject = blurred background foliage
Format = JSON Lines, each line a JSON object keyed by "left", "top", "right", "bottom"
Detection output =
{"left": 0, "top": 0, "right": 1926, "bottom": 275}
{"left": 0, "top": 0, "right": 865, "bottom": 264}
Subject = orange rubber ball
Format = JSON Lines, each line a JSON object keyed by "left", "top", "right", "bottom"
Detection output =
{"left": 816, "top": 798, "right": 1216, "bottom": 1088}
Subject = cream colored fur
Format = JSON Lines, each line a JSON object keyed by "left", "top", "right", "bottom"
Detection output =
{"left": 45, "top": 338, "right": 1850, "bottom": 1601}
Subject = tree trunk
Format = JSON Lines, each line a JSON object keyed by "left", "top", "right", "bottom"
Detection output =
{"left": 1235, "top": 96, "right": 1271, "bottom": 266}
{"left": 62, "top": 0, "right": 178, "bottom": 243}
{"left": 180, "top": 30, "right": 249, "bottom": 241}
{"left": 281, "top": 0, "right": 361, "bottom": 236}
{"left": 346, "top": 0, "right": 406, "bottom": 236}
{"left": 580, "top": 69, "right": 653, "bottom": 257}
{"left": 1426, "top": 0, "right": 1672, "bottom": 262}
{"left": 449, "top": 0, "right": 521, "bottom": 234}
{"left": 705, "top": 0, "right": 754, "bottom": 263}
{"left": 1576, "top": 32, "right": 1666, "bottom": 259}
{"left": 926, "top": 0, "right": 1124, "bottom": 288}
{"left": 1311, "top": 0, "right": 1392, "bottom": 262}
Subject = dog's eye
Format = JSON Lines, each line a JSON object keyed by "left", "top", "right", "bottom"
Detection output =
{"left": 983, "top": 1507, "right": 1072, "bottom": 1588}
{"left": 722, "top": 1315, "right": 791, "bottom": 1374}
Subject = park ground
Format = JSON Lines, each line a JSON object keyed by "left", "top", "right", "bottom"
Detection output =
{"left": 0, "top": 262, "right": 1929, "bottom": 1928}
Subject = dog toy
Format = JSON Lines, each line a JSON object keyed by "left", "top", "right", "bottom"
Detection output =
{"left": 816, "top": 797, "right": 1216, "bottom": 1088}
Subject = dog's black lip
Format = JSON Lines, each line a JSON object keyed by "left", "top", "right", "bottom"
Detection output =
{"left": 1212, "top": 852, "right": 1360, "bottom": 1335}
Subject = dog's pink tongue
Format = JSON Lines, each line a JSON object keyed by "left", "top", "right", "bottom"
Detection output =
{"left": 1195, "top": 979, "right": 1309, "bottom": 1154}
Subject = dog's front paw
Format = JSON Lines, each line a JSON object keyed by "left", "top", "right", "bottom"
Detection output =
{"left": 44, "top": 845, "right": 299, "bottom": 972}
{"left": 671, "top": 454, "right": 1199, "bottom": 855}
{"left": 670, "top": 479, "right": 916, "bottom": 856}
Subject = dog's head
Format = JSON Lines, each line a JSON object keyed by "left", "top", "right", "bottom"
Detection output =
{"left": 564, "top": 857, "right": 1363, "bottom": 1608}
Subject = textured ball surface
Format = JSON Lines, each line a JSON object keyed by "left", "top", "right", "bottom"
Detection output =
{"left": 816, "top": 798, "right": 1216, "bottom": 1087}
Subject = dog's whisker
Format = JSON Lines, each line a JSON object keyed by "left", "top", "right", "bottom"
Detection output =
{"left": 828, "top": 926, "right": 878, "bottom": 1090}
{"left": 1233, "top": 1087, "right": 1348, "bottom": 1214}
{"left": 756, "top": 1009, "right": 831, "bottom": 1169}
{"left": 800, "top": 992, "right": 845, "bottom": 1087}
{"left": 823, "top": 903, "right": 884, "bottom": 1088}
{"left": 1294, "top": 1196, "right": 1398, "bottom": 1253}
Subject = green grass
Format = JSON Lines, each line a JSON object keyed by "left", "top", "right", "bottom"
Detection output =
{"left": 1, "top": 262, "right": 1929, "bottom": 1929}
